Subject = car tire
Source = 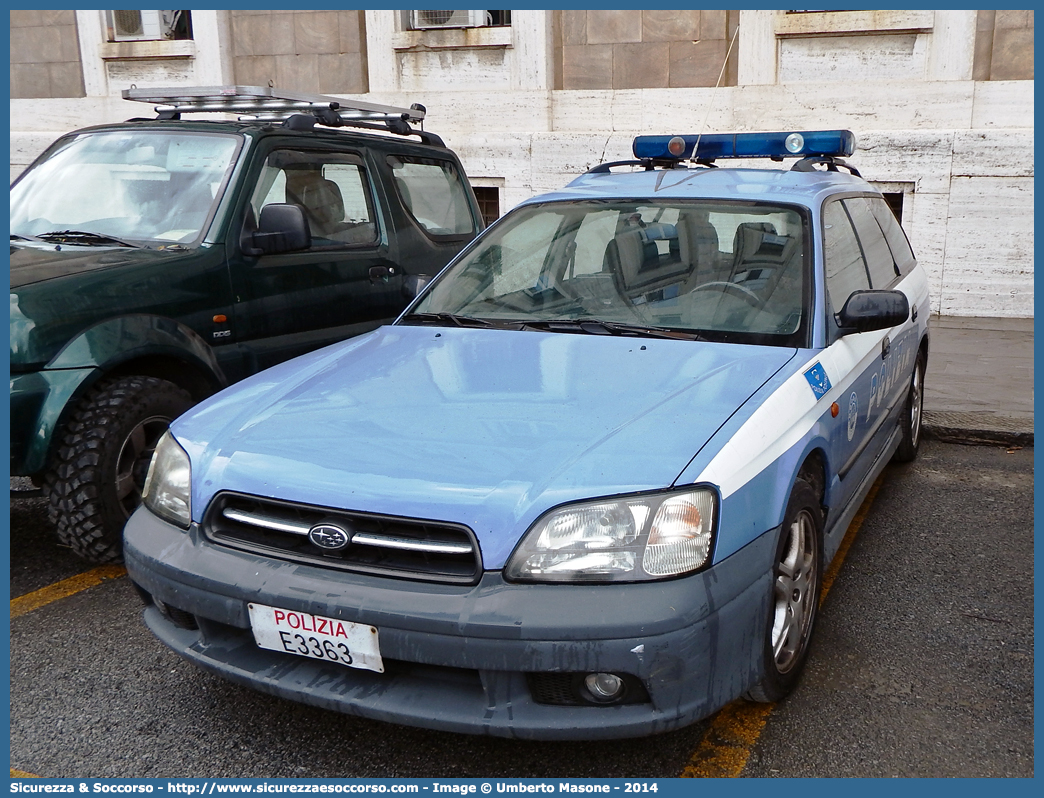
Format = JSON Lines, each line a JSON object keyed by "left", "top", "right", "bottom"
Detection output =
{"left": 892, "top": 351, "right": 925, "bottom": 463}
{"left": 746, "top": 478, "right": 823, "bottom": 703}
{"left": 42, "top": 376, "right": 194, "bottom": 563}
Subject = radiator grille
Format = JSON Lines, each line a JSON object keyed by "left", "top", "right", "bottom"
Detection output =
{"left": 203, "top": 492, "right": 482, "bottom": 584}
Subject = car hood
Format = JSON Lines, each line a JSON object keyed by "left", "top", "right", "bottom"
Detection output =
{"left": 174, "top": 326, "right": 797, "bottom": 568}
{"left": 9, "top": 241, "right": 181, "bottom": 289}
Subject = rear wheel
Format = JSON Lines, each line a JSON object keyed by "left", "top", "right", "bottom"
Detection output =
{"left": 43, "top": 376, "right": 193, "bottom": 563}
{"left": 893, "top": 352, "right": 925, "bottom": 462}
{"left": 746, "top": 478, "right": 823, "bottom": 703}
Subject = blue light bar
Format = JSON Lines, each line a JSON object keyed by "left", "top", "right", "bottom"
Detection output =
{"left": 632, "top": 130, "right": 856, "bottom": 161}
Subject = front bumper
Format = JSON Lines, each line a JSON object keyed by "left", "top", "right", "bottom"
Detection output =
{"left": 124, "top": 505, "right": 778, "bottom": 740}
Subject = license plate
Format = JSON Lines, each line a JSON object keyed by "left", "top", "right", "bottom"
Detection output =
{"left": 247, "top": 603, "right": 384, "bottom": 673}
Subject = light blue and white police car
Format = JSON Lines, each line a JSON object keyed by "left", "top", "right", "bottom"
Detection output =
{"left": 125, "top": 130, "right": 929, "bottom": 739}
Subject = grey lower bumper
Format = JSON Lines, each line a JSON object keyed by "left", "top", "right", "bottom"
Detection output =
{"left": 124, "top": 506, "right": 778, "bottom": 740}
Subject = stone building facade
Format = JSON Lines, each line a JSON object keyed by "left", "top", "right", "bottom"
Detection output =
{"left": 9, "top": 9, "right": 1035, "bottom": 317}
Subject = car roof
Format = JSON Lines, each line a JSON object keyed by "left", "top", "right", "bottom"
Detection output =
{"left": 525, "top": 165, "right": 873, "bottom": 211}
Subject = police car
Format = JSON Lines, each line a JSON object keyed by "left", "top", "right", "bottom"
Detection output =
{"left": 124, "top": 130, "right": 929, "bottom": 739}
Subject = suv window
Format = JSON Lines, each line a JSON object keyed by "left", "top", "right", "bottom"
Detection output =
{"left": 843, "top": 197, "right": 898, "bottom": 289}
{"left": 869, "top": 196, "right": 916, "bottom": 276}
{"left": 10, "top": 130, "right": 240, "bottom": 246}
{"left": 388, "top": 155, "right": 475, "bottom": 237}
{"left": 822, "top": 199, "right": 869, "bottom": 311}
{"left": 251, "top": 150, "right": 378, "bottom": 246}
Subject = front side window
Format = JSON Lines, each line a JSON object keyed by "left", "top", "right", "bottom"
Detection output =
{"left": 822, "top": 200, "right": 870, "bottom": 312}
{"left": 410, "top": 200, "right": 810, "bottom": 347}
{"left": 388, "top": 156, "right": 475, "bottom": 238}
{"left": 10, "top": 130, "right": 240, "bottom": 246}
{"left": 250, "top": 150, "right": 378, "bottom": 246}
{"left": 843, "top": 196, "right": 898, "bottom": 289}
{"left": 869, "top": 196, "right": 916, "bottom": 276}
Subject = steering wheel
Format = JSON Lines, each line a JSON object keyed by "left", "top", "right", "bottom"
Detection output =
{"left": 690, "top": 280, "right": 762, "bottom": 307}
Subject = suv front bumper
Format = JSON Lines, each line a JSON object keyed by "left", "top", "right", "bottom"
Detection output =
{"left": 10, "top": 367, "right": 95, "bottom": 475}
{"left": 124, "top": 505, "right": 778, "bottom": 740}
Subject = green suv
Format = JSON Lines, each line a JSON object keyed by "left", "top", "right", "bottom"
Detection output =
{"left": 10, "top": 86, "right": 483, "bottom": 563}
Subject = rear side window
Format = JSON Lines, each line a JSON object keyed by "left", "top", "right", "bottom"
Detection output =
{"left": 822, "top": 200, "right": 869, "bottom": 312}
{"left": 843, "top": 197, "right": 898, "bottom": 289}
{"left": 388, "top": 156, "right": 475, "bottom": 238}
{"left": 869, "top": 196, "right": 916, "bottom": 276}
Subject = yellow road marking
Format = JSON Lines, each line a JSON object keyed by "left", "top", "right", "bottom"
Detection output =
{"left": 10, "top": 565, "right": 127, "bottom": 620}
{"left": 681, "top": 473, "right": 886, "bottom": 778}
{"left": 10, "top": 567, "right": 128, "bottom": 779}
{"left": 680, "top": 701, "right": 776, "bottom": 778}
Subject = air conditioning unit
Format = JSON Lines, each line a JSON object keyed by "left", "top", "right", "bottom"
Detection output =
{"left": 410, "top": 10, "right": 490, "bottom": 30}
{"left": 107, "top": 10, "right": 178, "bottom": 41}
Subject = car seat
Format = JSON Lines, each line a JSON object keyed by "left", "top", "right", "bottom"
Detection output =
{"left": 286, "top": 171, "right": 346, "bottom": 238}
{"left": 677, "top": 214, "right": 725, "bottom": 289}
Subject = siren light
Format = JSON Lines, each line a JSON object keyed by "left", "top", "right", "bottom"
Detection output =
{"left": 632, "top": 130, "right": 857, "bottom": 162}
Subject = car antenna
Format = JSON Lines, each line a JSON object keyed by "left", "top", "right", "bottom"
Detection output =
{"left": 691, "top": 24, "right": 740, "bottom": 165}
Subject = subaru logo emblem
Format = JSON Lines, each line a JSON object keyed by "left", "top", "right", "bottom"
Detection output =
{"left": 308, "top": 523, "right": 351, "bottom": 551}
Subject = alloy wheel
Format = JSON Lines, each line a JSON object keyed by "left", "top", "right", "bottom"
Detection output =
{"left": 771, "top": 509, "right": 818, "bottom": 674}
{"left": 114, "top": 415, "right": 171, "bottom": 517}
{"left": 910, "top": 363, "right": 923, "bottom": 448}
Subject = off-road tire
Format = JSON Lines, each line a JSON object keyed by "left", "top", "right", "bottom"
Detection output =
{"left": 42, "top": 376, "right": 193, "bottom": 563}
{"left": 746, "top": 478, "right": 824, "bottom": 703}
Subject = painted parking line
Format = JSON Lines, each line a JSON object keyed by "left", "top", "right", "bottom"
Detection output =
{"left": 10, "top": 565, "right": 127, "bottom": 620}
{"left": 680, "top": 474, "right": 886, "bottom": 778}
{"left": 10, "top": 769, "right": 40, "bottom": 778}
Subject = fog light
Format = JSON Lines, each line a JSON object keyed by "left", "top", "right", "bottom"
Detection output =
{"left": 584, "top": 672, "right": 625, "bottom": 702}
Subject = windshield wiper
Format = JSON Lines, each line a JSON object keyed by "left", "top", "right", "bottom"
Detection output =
{"left": 34, "top": 230, "right": 143, "bottom": 248}
{"left": 520, "top": 319, "right": 703, "bottom": 341}
{"left": 402, "top": 313, "right": 702, "bottom": 340}
{"left": 401, "top": 312, "right": 495, "bottom": 328}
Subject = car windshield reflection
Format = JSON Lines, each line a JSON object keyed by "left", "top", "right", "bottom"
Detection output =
{"left": 10, "top": 130, "right": 241, "bottom": 247}
{"left": 410, "top": 200, "right": 810, "bottom": 347}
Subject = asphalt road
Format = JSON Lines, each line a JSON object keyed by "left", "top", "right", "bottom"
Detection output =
{"left": 8, "top": 439, "right": 1034, "bottom": 778}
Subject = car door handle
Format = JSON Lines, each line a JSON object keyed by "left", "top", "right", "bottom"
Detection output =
{"left": 882, "top": 335, "right": 891, "bottom": 360}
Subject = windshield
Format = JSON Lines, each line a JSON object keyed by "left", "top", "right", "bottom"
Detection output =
{"left": 10, "top": 130, "right": 241, "bottom": 246}
{"left": 410, "top": 200, "right": 810, "bottom": 346}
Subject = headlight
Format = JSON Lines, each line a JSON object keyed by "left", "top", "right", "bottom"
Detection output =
{"left": 142, "top": 431, "right": 192, "bottom": 529}
{"left": 504, "top": 488, "right": 716, "bottom": 582}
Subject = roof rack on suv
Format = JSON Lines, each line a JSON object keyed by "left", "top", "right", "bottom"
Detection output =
{"left": 122, "top": 85, "right": 441, "bottom": 144}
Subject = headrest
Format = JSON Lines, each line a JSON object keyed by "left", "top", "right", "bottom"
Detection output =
{"left": 299, "top": 177, "right": 344, "bottom": 226}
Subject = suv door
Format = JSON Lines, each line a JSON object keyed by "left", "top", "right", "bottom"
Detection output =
{"left": 227, "top": 145, "right": 403, "bottom": 374}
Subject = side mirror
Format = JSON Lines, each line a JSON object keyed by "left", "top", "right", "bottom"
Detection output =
{"left": 402, "top": 274, "right": 431, "bottom": 299}
{"left": 836, "top": 290, "right": 909, "bottom": 335}
{"left": 243, "top": 203, "right": 311, "bottom": 256}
